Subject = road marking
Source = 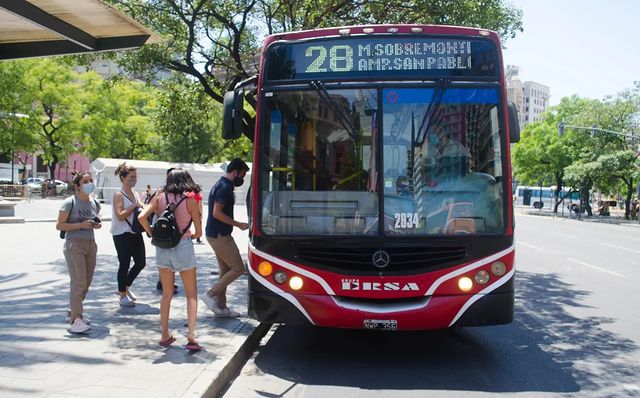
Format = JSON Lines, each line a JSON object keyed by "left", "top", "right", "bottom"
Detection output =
{"left": 612, "top": 235, "right": 640, "bottom": 242}
{"left": 599, "top": 242, "right": 640, "bottom": 254}
{"left": 517, "top": 241, "right": 543, "bottom": 250}
{"left": 567, "top": 258, "right": 625, "bottom": 278}
{"left": 550, "top": 232, "right": 577, "bottom": 239}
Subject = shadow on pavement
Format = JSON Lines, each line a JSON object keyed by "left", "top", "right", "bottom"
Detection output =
{"left": 0, "top": 249, "right": 249, "bottom": 368}
{"left": 251, "top": 271, "right": 638, "bottom": 395}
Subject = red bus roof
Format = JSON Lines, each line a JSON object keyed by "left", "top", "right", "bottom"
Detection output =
{"left": 261, "top": 24, "right": 501, "bottom": 50}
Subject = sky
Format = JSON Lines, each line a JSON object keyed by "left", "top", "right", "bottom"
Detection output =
{"left": 502, "top": 0, "right": 640, "bottom": 105}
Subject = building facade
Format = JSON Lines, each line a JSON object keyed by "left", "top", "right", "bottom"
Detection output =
{"left": 505, "top": 65, "right": 550, "bottom": 130}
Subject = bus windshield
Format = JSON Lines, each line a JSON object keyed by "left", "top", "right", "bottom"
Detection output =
{"left": 259, "top": 86, "right": 504, "bottom": 236}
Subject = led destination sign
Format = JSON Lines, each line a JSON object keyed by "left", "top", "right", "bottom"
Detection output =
{"left": 265, "top": 37, "right": 498, "bottom": 81}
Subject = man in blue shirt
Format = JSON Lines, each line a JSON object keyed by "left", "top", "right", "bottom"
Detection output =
{"left": 201, "top": 158, "right": 250, "bottom": 317}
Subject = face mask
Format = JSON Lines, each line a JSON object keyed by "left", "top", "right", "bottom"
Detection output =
{"left": 233, "top": 177, "right": 244, "bottom": 187}
{"left": 127, "top": 180, "right": 136, "bottom": 188}
{"left": 81, "top": 182, "right": 95, "bottom": 194}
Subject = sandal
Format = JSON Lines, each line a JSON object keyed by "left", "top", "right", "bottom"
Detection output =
{"left": 159, "top": 335, "right": 176, "bottom": 347}
{"left": 185, "top": 340, "right": 202, "bottom": 352}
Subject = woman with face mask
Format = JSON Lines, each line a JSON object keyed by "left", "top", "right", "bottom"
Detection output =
{"left": 110, "top": 162, "right": 146, "bottom": 307}
{"left": 56, "top": 171, "right": 102, "bottom": 334}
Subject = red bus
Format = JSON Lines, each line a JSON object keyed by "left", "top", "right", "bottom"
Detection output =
{"left": 223, "top": 24, "right": 520, "bottom": 330}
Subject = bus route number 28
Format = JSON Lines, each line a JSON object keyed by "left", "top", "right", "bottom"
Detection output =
{"left": 305, "top": 45, "right": 354, "bottom": 73}
{"left": 394, "top": 213, "right": 420, "bottom": 229}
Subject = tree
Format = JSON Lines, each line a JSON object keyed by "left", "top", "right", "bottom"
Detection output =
{"left": 154, "top": 78, "right": 226, "bottom": 163}
{"left": 0, "top": 61, "right": 38, "bottom": 181}
{"left": 512, "top": 96, "right": 598, "bottom": 212}
{"left": 106, "top": 0, "right": 523, "bottom": 105}
{"left": 82, "top": 80, "right": 160, "bottom": 160}
{"left": 17, "top": 59, "right": 102, "bottom": 178}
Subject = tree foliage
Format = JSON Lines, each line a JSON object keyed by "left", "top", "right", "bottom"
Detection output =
{"left": 105, "top": 0, "right": 523, "bottom": 104}
{"left": 513, "top": 84, "right": 640, "bottom": 217}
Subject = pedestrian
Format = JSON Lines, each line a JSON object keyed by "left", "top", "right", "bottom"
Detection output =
{"left": 110, "top": 162, "right": 145, "bottom": 307}
{"left": 143, "top": 184, "right": 153, "bottom": 203}
{"left": 56, "top": 171, "right": 101, "bottom": 334}
{"left": 138, "top": 168, "right": 203, "bottom": 350}
{"left": 201, "top": 158, "right": 250, "bottom": 318}
{"left": 155, "top": 168, "right": 178, "bottom": 295}
{"left": 187, "top": 188, "right": 204, "bottom": 244}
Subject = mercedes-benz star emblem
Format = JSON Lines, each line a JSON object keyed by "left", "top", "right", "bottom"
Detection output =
{"left": 372, "top": 250, "right": 390, "bottom": 268}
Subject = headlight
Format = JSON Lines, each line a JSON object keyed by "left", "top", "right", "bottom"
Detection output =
{"left": 458, "top": 277, "right": 473, "bottom": 292}
{"left": 289, "top": 276, "right": 303, "bottom": 290}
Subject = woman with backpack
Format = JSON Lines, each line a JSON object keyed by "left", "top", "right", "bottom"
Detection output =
{"left": 111, "top": 162, "right": 146, "bottom": 307}
{"left": 56, "top": 171, "right": 101, "bottom": 334}
{"left": 138, "top": 168, "right": 203, "bottom": 351}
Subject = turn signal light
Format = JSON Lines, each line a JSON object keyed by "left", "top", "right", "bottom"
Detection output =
{"left": 258, "top": 261, "right": 273, "bottom": 277}
{"left": 458, "top": 277, "right": 473, "bottom": 292}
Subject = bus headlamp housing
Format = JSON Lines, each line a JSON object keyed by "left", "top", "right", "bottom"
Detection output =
{"left": 273, "top": 270, "right": 288, "bottom": 284}
{"left": 491, "top": 261, "right": 507, "bottom": 277}
{"left": 475, "top": 270, "right": 490, "bottom": 285}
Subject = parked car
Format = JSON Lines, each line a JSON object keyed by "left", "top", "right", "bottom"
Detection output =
{"left": 53, "top": 179, "right": 68, "bottom": 194}
{"left": 25, "top": 177, "right": 44, "bottom": 194}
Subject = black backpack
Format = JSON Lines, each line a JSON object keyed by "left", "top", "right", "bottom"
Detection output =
{"left": 151, "top": 192, "right": 191, "bottom": 249}
{"left": 121, "top": 191, "right": 145, "bottom": 234}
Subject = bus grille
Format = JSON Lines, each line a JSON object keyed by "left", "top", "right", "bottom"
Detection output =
{"left": 295, "top": 246, "right": 467, "bottom": 272}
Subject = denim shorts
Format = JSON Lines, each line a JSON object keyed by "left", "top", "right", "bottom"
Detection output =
{"left": 156, "top": 238, "right": 196, "bottom": 272}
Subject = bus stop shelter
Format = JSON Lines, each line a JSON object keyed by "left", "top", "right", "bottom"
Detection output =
{"left": 0, "top": 0, "right": 158, "bottom": 60}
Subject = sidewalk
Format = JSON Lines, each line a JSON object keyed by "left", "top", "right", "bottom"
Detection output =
{"left": 0, "top": 200, "right": 266, "bottom": 397}
{"left": 515, "top": 205, "right": 640, "bottom": 227}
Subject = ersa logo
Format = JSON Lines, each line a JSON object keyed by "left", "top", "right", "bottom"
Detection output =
{"left": 341, "top": 279, "right": 420, "bottom": 291}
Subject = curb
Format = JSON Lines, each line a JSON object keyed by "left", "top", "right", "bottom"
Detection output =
{"left": 202, "top": 322, "right": 272, "bottom": 398}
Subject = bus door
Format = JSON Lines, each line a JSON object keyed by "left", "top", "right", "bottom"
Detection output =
{"left": 523, "top": 189, "right": 532, "bottom": 206}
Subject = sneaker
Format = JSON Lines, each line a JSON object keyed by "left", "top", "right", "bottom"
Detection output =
{"left": 68, "top": 318, "right": 91, "bottom": 334}
{"left": 200, "top": 293, "right": 223, "bottom": 315}
{"left": 127, "top": 289, "right": 137, "bottom": 301}
{"left": 214, "top": 307, "right": 241, "bottom": 318}
{"left": 65, "top": 313, "right": 90, "bottom": 325}
{"left": 119, "top": 295, "right": 135, "bottom": 307}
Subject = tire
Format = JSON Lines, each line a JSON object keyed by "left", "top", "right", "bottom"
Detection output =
{"left": 533, "top": 202, "right": 543, "bottom": 209}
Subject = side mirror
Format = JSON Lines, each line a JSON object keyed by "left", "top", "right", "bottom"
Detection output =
{"left": 222, "top": 90, "right": 245, "bottom": 140}
{"left": 507, "top": 102, "right": 520, "bottom": 143}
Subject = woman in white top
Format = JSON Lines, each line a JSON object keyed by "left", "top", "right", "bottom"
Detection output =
{"left": 111, "top": 162, "right": 146, "bottom": 307}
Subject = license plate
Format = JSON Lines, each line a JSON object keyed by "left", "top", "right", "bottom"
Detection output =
{"left": 363, "top": 319, "right": 397, "bottom": 331}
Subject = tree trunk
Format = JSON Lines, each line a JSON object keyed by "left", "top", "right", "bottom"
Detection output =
{"left": 624, "top": 180, "right": 633, "bottom": 220}
{"left": 48, "top": 153, "right": 59, "bottom": 180}
{"left": 581, "top": 188, "right": 592, "bottom": 216}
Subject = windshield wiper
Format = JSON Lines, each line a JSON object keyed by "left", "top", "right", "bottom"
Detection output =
{"left": 415, "top": 79, "right": 449, "bottom": 146}
{"left": 309, "top": 80, "right": 357, "bottom": 139}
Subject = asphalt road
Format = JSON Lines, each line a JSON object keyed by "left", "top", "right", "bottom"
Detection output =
{"left": 224, "top": 214, "right": 640, "bottom": 398}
